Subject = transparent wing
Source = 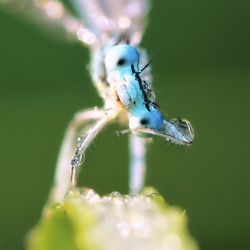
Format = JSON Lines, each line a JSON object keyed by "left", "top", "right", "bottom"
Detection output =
{"left": 71, "top": 0, "right": 151, "bottom": 45}
{"left": 163, "top": 118, "right": 194, "bottom": 145}
{"left": 131, "top": 118, "right": 194, "bottom": 145}
{"left": 0, "top": 0, "right": 96, "bottom": 46}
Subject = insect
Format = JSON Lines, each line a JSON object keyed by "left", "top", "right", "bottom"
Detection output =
{"left": 1, "top": 0, "right": 194, "bottom": 202}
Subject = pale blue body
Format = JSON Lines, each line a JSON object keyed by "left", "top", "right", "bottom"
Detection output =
{"left": 105, "top": 44, "right": 164, "bottom": 137}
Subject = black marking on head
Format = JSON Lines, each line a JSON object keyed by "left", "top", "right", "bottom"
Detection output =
{"left": 140, "top": 118, "right": 149, "bottom": 125}
{"left": 117, "top": 58, "right": 126, "bottom": 66}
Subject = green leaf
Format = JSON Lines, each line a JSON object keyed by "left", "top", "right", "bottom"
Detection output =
{"left": 27, "top": 188, "right": 198, "bottom": 250}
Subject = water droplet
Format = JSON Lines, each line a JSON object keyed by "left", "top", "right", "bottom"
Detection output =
{"left": 110, "top": 191, "right": 121, "bottom": 198}
{"left": 101, "top": 196, "right": 112, "bottom": 204}
{"left": 71, "top": 152, "right": 85, "bottom": 167}
{"left": 77, "top": 136, "right": 83, "bottom": 145}
{"left": 83, "top": 189, "right": 100, "bottom": 202}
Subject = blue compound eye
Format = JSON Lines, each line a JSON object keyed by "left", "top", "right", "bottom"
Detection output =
{"left": 105, "top": 44, "right": 140, "bottom": 71}
{"left": 129, "top": 110, "right": 163, "bottom": 138}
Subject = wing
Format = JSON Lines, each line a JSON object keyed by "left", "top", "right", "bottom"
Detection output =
{"left": 71, "top": 0, "right": 151, "bottom": 46}
{"left": 0, "top": 0, "right": 96, "bottom": 46}
{"left": 131, "top": 118, "right": 194, "bottom": 145}
{"left": 163, "top": 118, "right": 194, "bottom": 145}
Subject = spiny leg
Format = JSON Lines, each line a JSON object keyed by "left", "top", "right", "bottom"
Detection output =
{"left": 129, "top": 134, "right": 146, "bottom": 194}
{"left": 51, "top": 108, "right": 105, "bottom": 203}
{"left": 70, "top": 108, "right": 116, "bottom": 190}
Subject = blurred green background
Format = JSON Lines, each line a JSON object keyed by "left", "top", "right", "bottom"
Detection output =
{"left": 0, "top": 1, "right": 249, "bottom": 250}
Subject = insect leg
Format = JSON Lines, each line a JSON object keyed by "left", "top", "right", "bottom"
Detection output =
{"left": 51, "top": 108, "right": 105, "bottom": 203}
{"left": 129, "top": 134, "right": 146, "bottom": 194}
{"left": 70, "top": 108, "right": 116, "bottom": 191}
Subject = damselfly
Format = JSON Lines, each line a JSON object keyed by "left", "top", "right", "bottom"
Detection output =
{"left": 1, "top": 0, "right": 194, "bottom": 202}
